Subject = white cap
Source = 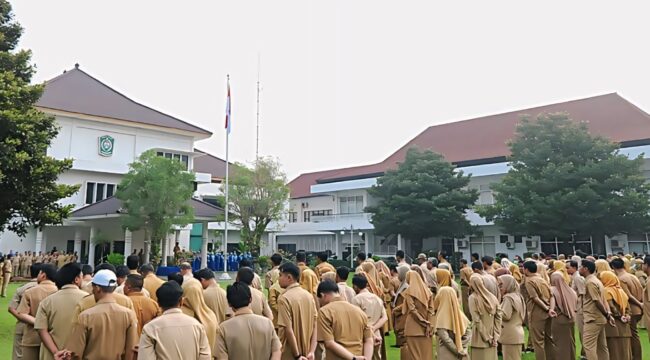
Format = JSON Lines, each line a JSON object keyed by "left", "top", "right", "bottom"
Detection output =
{"left": 92, "top": 269, "right": 117, "bottom": 287}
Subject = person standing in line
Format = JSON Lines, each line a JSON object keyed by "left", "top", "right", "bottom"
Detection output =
{"left": 268, "top": 274, "right": 285, "bottom": 330}
{"left": 351, "top": 275, "right": 387, "bottom": 360}
{"left": 126, "top": 255, "right": 140, "bottom": 275}
{"left": 471, "top": 261, "right": 499, "bottom": 299}
{"left": 395, "top": 250, "right": 408, "bottom": 267}
{"left": 296, "top": 252, "right": 319, "bottom": 298}
{"left": 181, "top": 279, "right": 220, "bottom": 356}
{"left": 567, "top": 258, "right": 586, "bottom": 359}
{"left": 237, "top": 267, "right": 273, "bottom": 320}
{"left": 392, "top": 264, "right": 410, "bottom": 348}
{"left": 138, "top": 281, "right": 211, "bottom": 359}
{"left": 522, "top": 261, "right": 554, "bottom": 360}
{"left": 15, "top": 263, "right": 58, "bottom": 359}
{"left": 459, "top": 259, "right": 473, "bottom": 321}
{"left": 195, "top": 268, "right": 230, "bottom": 323}
{"left": 548, "top": 272, "right": 577, "bottom": 360}
{"left": 2, "top": 253, "right": 14, "bottom": 296}
{"left": 265, "top": 253, "right": 283, "bottom": 291}
{"left": 215, "top": 282, "right": 282, "bottom": 360}
{"left": 498, "top": 275, "right": 525, "bottom": 360}
{"left": 123, "top": 274, "right": 160, "bottom": 335}
{"left": 434, "top": 287, "right": 470, "bottom": 360}
{"left": 34, "top": 263, "right": 87, "bottom": 360}
{"left": 56, "top": 270, "right": 139, "bottom": 360}
{"left": 79, "top": 265, "right": 93, "bottom": 294}
{"left": 335, "top": 267, "right": 356, "bottom": 303}
{"left": 398, "top": 270, "right": 435, "bottom": 360}
{"left": 317, "top": 280, "right": 374, "bottom": 360}
{"left": 73, "top": 265, "right": 135, "bottom": 320}
{"left": 8, "top": 264, "right": 40, "bottom": 360}
{"left": 643, "top": 256, "right": 650, "bottom": 342}
{"left": 611, "top": 258, "right": 643, "bottom": 360}
{"left": 314, "top": 252, "right": 336, "bottom": 279}
{"left": 140, "top": 263, "right": 164, "bottom": 302}
{"left": 580, "top": 260, "right": 613, "bottom": 360}
{"left": 179, "top": 262, "right": 195, "bottom": 285}
{"left": 374, "top": 260, "right": 394, "bottom": 334}
{"left": 276, "top": 262, "right": 318, "bottom": 360}
{"left": 468, "top": 275, "right": 502, "bottom": 360}
{"left": 601, "top": 271, "right": 632, "bottom": 360}
{"left": 114, "top": 265, "right": 150, "bottom": 298}
{"left": 239, "top": 259, "right": 263, "bottom": 291}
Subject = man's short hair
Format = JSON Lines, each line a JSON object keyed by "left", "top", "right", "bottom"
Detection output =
{"left": 81, "top": 264, "right": 93, "bottom": 276}
{"left": 481, "top": 256, "right": 494, "bottom": 266}
{"left": 167, "top": 272, "right": 184, "bottom": 286}
{"left": 582, "top": 260, "right": 596, "bottom": 274}
{"left": 239, "top": 258, "right": 253, "bottom": 268}
{"left": 40, "top": 263, "right": 57, "bottom": 281}
{"left": 157, "top": 281, "right": 184, "bottom": 308}
{"left": 610, "top": 258, "right": 625, "bottom": 270}
{"left": 226, "top": 282, "right": 252, "bottom": 310}
{"left": 569, "top": 260, "right": 579, "bottom": 270}
{"left": 471, "top": 253, "right": 480, "bottom": 260}
{"left": 125, "top": 274, "right": 144, "bottom": 290}
{"left": 194, "top": 268, "right": 215, "bottom": 281}
{"left": 336, "top": 266, "right": 350, "bottom": 281}
{"left": 357, "top": 252, "right": 366, "bottom": 261}
{"left": 438, "top": 250, "right": 448, "bottom": 259}
{"left": 270, "top": 253, "right": 283, "bottom": 266}
{"left": 30, "top": 263, "right": 42, "bottom": 279}
{"left": 396, "top": 250, "right": 405, "bottom": 259}
{"left": 317, "top": 279, "right": 339, "bottom": 298}
{"left": 279, "top": 262, "right": 300, "bottom": 281}
{"left": 471, "top": 262, "right": 483, "bottom": 271}
{"left": 115, "top": 265, "right": 130, "bottom": 278}
{"left": 94, "top": 263, "right": 116, "bottom": 275}
{"left": 388, "top": 264, "right": 397, "bottom": 273}
{"left": 126, "top": 255, "right": 139, "bottom": 270}
{"left": 643, "top": 256, "right": 650, "bottom": 266}
{"left": 139, "top": 263, "right": 154, "bottom": 274}
{"left": 179, "top": 262, "right": 192, "bottom": 270}
{"left": 598, "top": 255, "right": 607, "bottom": 260}
{"left": 352, "top": 274, "right": 368, "bottom": 289}
{"left": 237, "top": 267, "right": 254, "bottom": 286}
{"left": 523, "top": 261, "right": 538, "bottom": 273}
{"left": 296, "top": 251, "right": 307, "bottom": 263}
{"left": 460, "top": 259, "right": 468, "bottom": 265}
{"left": 55, "top": 263, "right": 82, "bottom": 289}
{"left": 318, "top": 252, "right": 328, "bottom": 262}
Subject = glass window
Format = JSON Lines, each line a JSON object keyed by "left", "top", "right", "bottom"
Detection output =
{"left": 85, "top": 182, "right": 95, "bottom": 204}
{"left": 156, "top": 152, "right": 164, "bottom": 157}
{"left": 339, "top": 196, "right": 364, "bottom": 214}
{"left": 96, "top": 183, "right": 105, "bottom": 202}
{"left": 304, "top": 211, "right": 311, "bottom": 222}
{"left": 181, "top": 155, "right": 189, "bottom": 170}
{"left": 164, "top": 153, "right": 173, "bottom": 159}
{"left": 106, "top": 184, "right": 115, "bottom": 198}
{"left": 173, "top": 153, "right": 181, "bottom": 161}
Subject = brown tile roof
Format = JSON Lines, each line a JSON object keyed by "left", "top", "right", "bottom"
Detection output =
{"left": 290, "top": 93, "right": 650, "bottom": 198}
{"left": 37, "top": 65, "right": 211, "bottom": 136}
{"left": 193, "top": 149, "right": 228, "bottom": 181}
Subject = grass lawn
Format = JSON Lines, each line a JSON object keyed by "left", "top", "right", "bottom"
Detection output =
{"left": 2, "top": 280, "right": 649, "bottom": 359}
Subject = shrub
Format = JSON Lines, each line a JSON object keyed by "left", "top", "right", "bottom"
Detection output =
{"left": 106, "top": 253, "right": 125, "bottom": 267}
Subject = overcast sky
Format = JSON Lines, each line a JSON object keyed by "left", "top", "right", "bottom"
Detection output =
{"left": 12, "top": 1, "right": 650, "bottom": 180}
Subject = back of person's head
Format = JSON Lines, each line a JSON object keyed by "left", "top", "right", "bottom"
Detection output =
{"left": 644, "top": 256, "right": 650, "bottom": 267}
{"left": 318, "top": 252, "right": 328, "bottom": 262}
{"left": 460, "top": 259, "right": 468, "bottom": 265}
{"left": 598, "top": 255, "right": 607, "bottom": 260}
{"left": 471, "top": 262, "right": 483, "bottom": 271}
{"left": 388, "top": 264, "right": 397, "bottom": 273}
{"left": 438, "top": 250, "right": 448, "bottom": 259}
{"left": 157, "top": 281, "right": 184, "bottom": 309}
{"left": 569, "top": 260, "right": 579, "bottom": 270}
{"left": 296, "top": 251, "right": 307, "bottom": 263}
{"left": 523, "top": 261, "right": 538, "bottom": 273}
{"left": 270, "top": 253, "right": 283, "bottom": 266}
{"left": 40, "top": 263, "right": 57, "bottom": 281}
{"left": 582, "top": 260, "right": 596, "bottom": 274}
{"left": 239, "top": 258, "right": 253, "bottom": 268}
{"left": 471, "top": 252, "right": 480, "bottom": 260}
{"left": 55, "top": 262, "right": 82, "bottom": 289}
{"left": 396, "top": 250, "right": 405, "bottom": 259}
{"left": 237, "top": 267, "right": 255, "bottom": 286}
{"left": 539, "top": 252, "right": 546, "bottom": 259}
{"left": 317, "top": 279, "right": 339, "bottom": 298}
{"left": 179, "top": 262, "right": 192, "bottom": 271}
{"left": 481, "top": 256, "right": 494, "bottom": 266}
{"left": 532, "top": 253, "right": 539, "bottom": 260}
{"left": 279, "top": 262, "right": 300, "bottom": 281}
{"left": 194, "top": 268, "right": 215, "bottom": 281}
{"left": 126, "top": 255, "right": 139, "bottom": 270}
{"left": 352, "top": 274, "right": 368, "bottom": 289}
{"left": 115, "top": 265, "right": 130, "bottom": 278}
{"left": 227, "top": 281, "right": 252, "bottom": 310}
{"left": 94, "top": 263, "right": 116, "bottom": 275}
{"left": 336, "top": 266, "right": 350, "bottom": 281}
{"left": 139, "top": 263, "right": 154, "bottom": 275}
{"left": 81, "top": 264, "right": 93, "bottom": 276}
{"left": 125, "top": 274, "right": 144, "bottom": 290}
{"left": 428, "top": 258, "right": 439, "bottom": 267}
{"left": 610, "top": 258, "right": 625, "bottom": 270}
{"left": 167, "top": 272, "right": 184, "bottom": 286}
{"left": 30, "top": 263, "right": 42, "bottom": 279}
{"left": 357, "top": 252, "right": 366, "bottom": 261}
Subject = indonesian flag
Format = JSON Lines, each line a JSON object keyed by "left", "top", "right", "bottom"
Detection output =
{"left": 225, "top": 79, "right": 231, "bottom": 134}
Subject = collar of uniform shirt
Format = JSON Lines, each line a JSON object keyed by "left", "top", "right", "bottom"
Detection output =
{"left": 96, "top": 296, "right": 117, "bottom": 304}
{"left": 127, "top": 291, "right": 146, "bottom": 297}
{"left": 285, "top": 283, "right": 301, "bottom": 290}
{"left": 61, "top": 284, "right": 79, "bottom": 290}
{"left": 162, "top": 308, "right": 183, "bottom": 315}
{"left": 233, "top": 308, "right": 254, "bottom": 316}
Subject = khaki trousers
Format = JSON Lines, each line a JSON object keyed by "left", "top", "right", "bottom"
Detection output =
{"left": 1, "top": 272, "right": 10, "bottom": 296}
{"left": 21, "top": 346, "right": 39, "bottom": 360}
{"left": 575, "top": 310, "right": 585, "bottom": 357}
{"left": 12, "top": 325, "right": 23, "bottom": 360}
{"left": 630, "top": 314, "right": 642, "bottom": 360}
{"left": 583, "top": 321, "right": 609, "bottom": 360}
{"left": 529, "top": 317, "right": 555, "bottom": 360}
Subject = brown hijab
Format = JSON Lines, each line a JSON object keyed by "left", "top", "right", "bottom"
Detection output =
{"left": 469, "top": 274, "right": 498, "bottom": 316}
{"left": 434, "top": 287, "right": 469, "bottom": 352}
{"left": 360, "top": 262, "right": 383, "bottom": 297}
{"left": 499, "top": 275, "right": 526, "bottom": 323}
{"left": 550, "top": 272, "right": 577, "bottom": 319}
{"left": 435, "top": 268, "right": 453, "bottom": 287}
{"left": 509, "top": 264, "right": 523, "bottom": 284}
{"left": 404, "top": 270, "right": 432, "bottom": 306}
{"left": 460, "top": 266, "right": 474, "bottom": 286}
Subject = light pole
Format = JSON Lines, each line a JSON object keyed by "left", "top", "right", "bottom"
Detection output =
{"left": 341, "top": 226, "right": 363, "bottom": 269}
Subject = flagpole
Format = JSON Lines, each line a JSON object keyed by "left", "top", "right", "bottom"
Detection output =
{"left": 220, "top": 75, "right": 232, "bottom": 280}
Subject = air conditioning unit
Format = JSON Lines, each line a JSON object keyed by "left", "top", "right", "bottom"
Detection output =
{"left": 457, "top": 239, "right": 468, "bottom": 249}
{"left": 525, "top": 239, "right": 537, "bottom": 249}
{"left": 506, "top": 241, "right": 516, "bottom": 250}
{"left": 611, "top": 240, "right": 624, "bottom": 249}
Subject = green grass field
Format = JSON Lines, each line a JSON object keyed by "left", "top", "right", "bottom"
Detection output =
{"left": 2, "top": 281, "right": 649, "bottom": 359}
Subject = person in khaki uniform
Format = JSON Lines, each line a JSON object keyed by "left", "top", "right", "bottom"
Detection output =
{"left": 8, "top": 264, "right": 40, "bottom": 360}
{"left": 468, "top": 274, "right": 502, "bottom": 360}
{"left": 351, "top": 275, "right": 387, "bottom": 360}
{"left": 643, "top": 256, "right": 650, "bottom": 342}
{"left": 434, "top": 287, "right": 471, "bottom": 360}
{"left": 399, "top": 270, "right": 436, "bottom": 360}
{"left": 277, "top": 262, "right": 318, "bottom": 360}
{"left": 611, "top": 258, "right": 644, "bottom": 359}
{"left": 56, "top": 270, "right": 139, "bottom": 360}
{"left": 268, "top": 279, "right": 285, "bottom": 330}
{"left": 34, "top": 263, "right": 87, "bottom": 360}
{"left": 12, "top": 253, "right": 21, "bottom": 280}
{"left": 22, "top": 252, "right": 33, "bottom": 278}
{"left": 124, "top": 274, "right": 160, "bottom": 335}
{"left": 15, "top": 264, "right": 58, "bottom": 359}
{"left": 522, "top": 261, "right": 554, "bottom": 360}
{"left": 265, "top": 253, "right": 283, "bottom": 291}
{"left": 140, "top": 263, "right": 165, "bottom": 302}
{"left": 237, "top": 267, "right": 273, "bottom": 320}
{"left": 601, "top": 271, "right": 632, "bottom": 360}
{"left": 115, "top": 265, "right": 150, "bottom": 298}
{"left": 2, "top": 254, "right": 14, "bottom": 296}
{"left": 498, "top": 275, "right": 525, "bottom": 360}
{"left": 580, "top": 260, "right": 614, "bottom": 360}
{"left": 568, "top": 258, "right": 586, "bottom": 359}
{"left": 295, "top": 252, "right": 319, "bottom": 297}
{"left": 195, "top": 268, "right": 230, "bottom": 323}
{"left": 336, "top": 267, "right": 356, "bottom": 303}
{"left": 216, "top": 282, "right": 282, "bottom": 360}
{"left": 317, "top": 280, "right": 374, "bottom": 360}
{"left": 548, "top": 272, "right": 577, "bottom": 360}
{"left": 139, "top": 281, "right": 211, "bottom": 359}
{"left": 314, "top": 252, "right": 336, "bottom": 279}
{"left": 392, "top": 264, "right": 410, "bottom": 348}
{"left": 181, "top": 279, "right": 220, "bottom": 355}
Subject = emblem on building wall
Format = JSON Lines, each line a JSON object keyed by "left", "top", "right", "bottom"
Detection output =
{"left": 98, "top": 135, "right": 115, "bottom": 157}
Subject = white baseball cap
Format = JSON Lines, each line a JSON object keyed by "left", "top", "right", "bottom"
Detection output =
{"left": 92, "top": 269, "right": 117, "bottom": 287}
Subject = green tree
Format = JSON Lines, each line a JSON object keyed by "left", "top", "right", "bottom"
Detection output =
{"left": 0, "top": 1, "right": 78, "bottom": 236}
{"left": 479, "top": 113, "right": 650, "bottom": 255}
{"left": 366, "top": 148, "right": 479, "bottom": 244}
{"left": 227, "top": 157, "right": 289, "bottom": 256}
{"left": 116, "top": 150, "right": 195, "bottom": 263}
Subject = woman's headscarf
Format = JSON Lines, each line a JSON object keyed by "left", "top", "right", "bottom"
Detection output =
{"left": 469, "top": 274, "right": 498, "bottom": 316}
{"left": 553, "top": 261, "right": 571, "bottom": 285}
{"left": 495, "top": 267, "right": 511, "bottom": 278}
{"left": 404, "top": 270, "right": 432, "bottom": 306}
{"left": 500, "top": 258, "right": 513, "bottom": 269}
{"left": 434, "top": 287, "right": 469, "bottom": 353}
{"left": 375, "top": 260, "right": 391, "bottom": 278}
{"left": 550, "top": 272, "right": 577, "bottom": 319}
{"left": 622, "top": 257, "right": 632, "bottom": 274}
{"left": 595, "top": 260, "right": 612, "bottom": 278}
{"left": 499, "top": 275, "right": 525, "bottom": 323}
{"left": 460, "top": 266, "right": 474, "bottom": 286}
{"left": 182, "top": 280, "right": 219, "bottom": 351}
{"left": 509, "top": 264, "right": 523, "bottom": 284}
{"left": 393, "top": 264, "right": 411, "bottom": 306}
{"left": 360, "top": 262, "right": 383, "bottom": 297}
{"left": 600, "top": 271, "right": 629, "bottom": 314}
{"left": 435, "top": 268, "right": 452, "bottom": 287}
{"left": 571, "top": 255, "right": 581, "bottom": 267}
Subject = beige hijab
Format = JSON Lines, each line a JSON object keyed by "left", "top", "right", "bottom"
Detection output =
{"left": 360, "top": 262, "right": 383, "bottom": 297}
{"left": 595, "top": 259, "right": 612, "bottom": 278}
{"left": 321, "top": 272, "right": 336, "bottom": 283}
{"left": 460, "top": 266, "right": 474, "bottom": 286}
{"left": 499, "top": 275, "right": 525, "bottom": 323}
{"left": 434, "top": 287, "right": 469, "bottom": 352}
{"left": 375, "top": 260, "right": 391, "bottom": 278}
{"left": 404, "top": 270, "right": 432, "bottom": 306}
{"left": 393, "top": 264, "right": 411, "bottom": 306}
{"left": 550, "top": 272, "right": 577, "bottom": 319}
{"left": 182, "top": 280, "right": 219, "bottom": 351}
{"left": 601, "top": 270, "right": 629, "bottom": 314}
{"left": 509, "top": 264, "right": 523, "bottom": 284}
{"left": 553, "top": 261, "right": 571, "bottom": 285}
{"left": 469, "top": 274, "right": 498, "bottom": 316}
{"left": 435, "top": 268, "right": 453, "bottom": 287}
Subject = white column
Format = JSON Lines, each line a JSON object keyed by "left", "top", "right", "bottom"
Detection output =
{"left": 335, "top": 233, "right": 341, "bottom": 259}
{"left": 397, "top": 234, "right": 403, "bottom": 250}
{"left": 364, "top": 232, "right": 369, "bottom": 255}
{"left": 88, "top": 227, "right": 96, "bottom": 266}
{"left": 161, "top": 233, "right": 168, "bottom": 267}
{"left": 144, "top": 230, "right": 151, "bottom": 265}
{"left": 201, "top": 222, "right": 209, "bottom": 269}
{"left": 124, "top": 229, "right": 132, "bottom": 265}
{"left": 74, "top": 228, "right": 82, "bottom": 255}
{"left": 35, "top": 228, "right": 44, "bottom": 253}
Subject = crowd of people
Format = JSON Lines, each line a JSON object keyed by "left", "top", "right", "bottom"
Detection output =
{"left": 4, "top": 248, "right": 650, "bottom": 359}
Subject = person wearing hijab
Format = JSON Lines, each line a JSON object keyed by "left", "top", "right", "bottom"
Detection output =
{"left": 399, "top": 270, "right": 435, "bottom": 360}
{"left": 509, "top": 264, "right": 523, "bottom": 284}
{"left": 494, "top": 267, "right": 511, "bottom": 278}
{"left": 459, "top": 260, "right": 474, "bottom": 321}
{"left": 595, "top": 259, "right": 612, "bottom": 279}
{"left": 611, "top": 257, "right": 644, "bottom": 360}
{"left": 375, "top": 260, "right": 394, "bottom": 333}
{"left": 468, "top": 275, "right": 502, "bottom": 360}
{"left": 567, "top": 259, "right": 586, "bottom": 359}
{"left": 359, "top": 262, "right": 384, "bottom": 298}
{"left": 601, "top": 271, "right": 632, "bottom": 360}
{"left": 548, "top": 272, "right": 577, "bottom": 360}
{"left": 181, "top": 280, "right": 220, "bottom": 356}
{"left": 523, "top": 261, "right": 555, "bottom": 360}
{"left": 436, "top": 268, "right": 461, "bottom": 303}
{"left": 498, "top": 275, "right": 526, "bottom": 360}
{"left": 552, "top": 261, "right": 571, "bottom": 286}
{"left": 500, "top": 258, "right": 513, "bottom": 270}
{"left": 392, "top": 264, "right": 410, "bottom": 348}
{"left": 434, "top": 287, "right": 470, "bottom": 359}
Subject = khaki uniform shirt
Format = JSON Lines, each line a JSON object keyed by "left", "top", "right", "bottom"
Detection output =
{"left": 617, "top": 272, "right": 643, "bottom": 316}
{"left": 10, "top": 280, "right": 38, "bottom": 336}
{"left": 351, "top": 290, "right": 386, "bottom": 337}
{"left": 17, "top": 280, "right": 58, "bottom": 347}
{"left": 65, "top": 297, "right": 139, "bottom": 360}
{"left": 34, "top": 285, "right": 88, "bottom": 360}
{"left": 572, "top": 272, "right": 586, "bottom": 313}
{"left": 524, "top": 276, "right": 550, "bottom": 321}
{"left": 268, "top": 283, "right": 284, "bottom": 328}
{"left": 139, "top": 308, "right": 211, "bottom": 360}
{"left": 583, "top": 274, "right": 607, "bottom": 325}
{"left": 644, "top": 275, "right": 650, "bottom": 326}
{"left": 315, "top": 262, "right": 336, "bottom": 279}
{"left": 115, "top": 284, "right": 150, "bottom": 298}
{"left": 57, "top": 256, "right": 66, "bottom": 269}
{"left": 250, "top": 285, "right": 273, "bottom": 320}
{"left": 252, "top": 273, "right": 263, "bottom": 291}
{"left": 215, "top": 308, "right": 281, "bottom": 360}
{"left": 204, "top": 283, "right": 229, "bottom": 323}
{"left": 277, "top": 283, "right": 318, "bottom": 360}
{"left": 337, "top": 282, "right": 356, "bottom": 303}
{"left": 298, "top": 263, "right": 319, "bottom": 295}
{"left": 127, "top": 291, "right": 160, "bottom": 335}
{"left": 318, "top": 297, "right": 373, "bottom": 359}
{"left": 143, "top": 273, "right": 165, "bottom": 302}
{"left": 4, "top": 258, "right": 13, "bottom": 273}
{"left": 265, "top": 267, "right": 280, "bottom": 290}
{"left": 73, "top": 292, "right": 135, "bottom": 322}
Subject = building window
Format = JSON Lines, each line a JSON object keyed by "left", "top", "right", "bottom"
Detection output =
{"left": 156, "top": 151, "right": 190, "bottom": 170}
{"left": 85, "top": 182, "right": 117, "bottom": 204}
{"left": 302, "top": 210, "right": 332, "bottom": 222}
{"left": 303, "top": 211, "right": 311, "bottom": 223}
{"left": 339, "top": 195, "right": 364, "bottom": 214}
{"left": 288, "top": 212, "right": 298, "bottom": 223}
